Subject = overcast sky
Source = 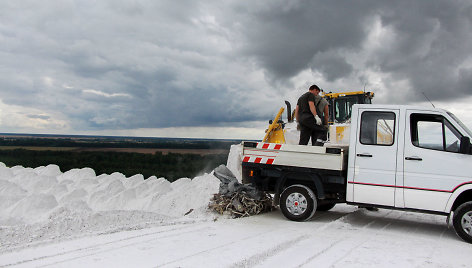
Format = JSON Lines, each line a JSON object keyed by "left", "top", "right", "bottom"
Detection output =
{"left": 1, "top": 0, "right": 471, "bottom": 139}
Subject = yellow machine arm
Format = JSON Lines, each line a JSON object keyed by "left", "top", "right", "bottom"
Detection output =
{"left": 262, "top": 107, "right": 285, "bottom": 143}
{"left": 323, "top": 91, "right": 374, "bottom": 99}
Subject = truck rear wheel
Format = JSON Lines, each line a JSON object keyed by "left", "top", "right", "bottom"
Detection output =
{"left": 453, "top": 201, "right": 472, "bottom": 243}
{"left": 280, "top": 184, "right": 317, "bottom": 221}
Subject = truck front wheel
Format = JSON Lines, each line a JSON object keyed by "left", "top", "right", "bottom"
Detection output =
{"left": 280, "top": 184, "right": 317, "bottom": 221}
{"left": 453, "top": 201, "right": 472, "bottom": 243}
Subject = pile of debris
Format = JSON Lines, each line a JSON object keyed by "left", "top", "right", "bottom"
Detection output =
{"left": 209, "top": 165, "right": 274, "bottom": 218}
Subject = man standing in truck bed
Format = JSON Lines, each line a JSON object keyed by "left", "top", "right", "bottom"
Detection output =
{"left": 295, "top": 84, "right": 329, "bottom": 146}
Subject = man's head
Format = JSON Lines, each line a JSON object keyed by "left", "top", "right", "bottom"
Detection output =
{"left": 309, "top": 84, "right": 321, "bottom": 95}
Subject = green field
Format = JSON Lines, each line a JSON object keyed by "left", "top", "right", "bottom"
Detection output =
{"left": 0, "top": 146, "right": 78, "bottom": 151}
{"left": 0, "top": 148, "right": 227, "bottom": 181}
{"left": 0, "top": 135, "right": 239, "bottom": 181}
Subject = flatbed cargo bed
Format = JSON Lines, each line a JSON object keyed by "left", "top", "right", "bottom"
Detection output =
{"left": 242, "top": 142, "right": 348, "bottom": 171}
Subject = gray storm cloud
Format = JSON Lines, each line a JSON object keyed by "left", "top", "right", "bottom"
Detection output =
{"left": 0, "top": 0, "right": 471, "bottom": 132}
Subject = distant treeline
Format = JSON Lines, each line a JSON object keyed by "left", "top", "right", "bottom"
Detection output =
{"left": 0, "top": 136, "right": 244, "bottom": 149}
{"left": 0, "top": 149, "right": 227, "bottom": 181}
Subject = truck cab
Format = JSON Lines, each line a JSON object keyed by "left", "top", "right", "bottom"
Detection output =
{"left": 242, "top": 104, "right": 472, "bottom": 243}
{"left": 347, "top": 104, "right": 472, "bottom": 214}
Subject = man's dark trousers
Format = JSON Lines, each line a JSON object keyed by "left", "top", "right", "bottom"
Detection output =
{"left": 299, "top": 124, "right": 323, "bottom": 146}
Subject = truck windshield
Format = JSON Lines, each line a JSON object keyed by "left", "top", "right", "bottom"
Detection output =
{"left": 447, "top": 112, "right": 472, "bottom": 138}
{"left": 335, "top": 96, "right": 358, "bottom": 123}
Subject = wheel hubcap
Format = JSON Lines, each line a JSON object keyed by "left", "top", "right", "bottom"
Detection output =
{"left": 461, "top": 211, "right": 472, "bottom": 236}
{"left": 286, "top": 192, "right": 308, "bottom": 216}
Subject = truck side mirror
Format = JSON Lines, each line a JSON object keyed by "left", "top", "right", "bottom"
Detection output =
{"left": 460, "top": 136, "right": 471, "bottom": 154}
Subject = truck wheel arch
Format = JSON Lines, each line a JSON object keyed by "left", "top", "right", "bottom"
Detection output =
{"left": 274, "top": 172, "right": 325, "bottom": 205}
{"left": 449, "top": 189, "right": 472, "bottom": 213}
{"left": 445, "top": 182, "right": 472, "bottom": 213}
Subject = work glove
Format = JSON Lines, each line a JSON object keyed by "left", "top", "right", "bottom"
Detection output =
{"left": 314, "top": 115, "right": 322, "bottom": 125}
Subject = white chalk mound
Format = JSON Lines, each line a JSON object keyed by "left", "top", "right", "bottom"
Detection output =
{"left": 0, "top": 163, "right": 222, "bottom": 225}
{"left": 0, "top": 143, "right": 244, "bottom": 227}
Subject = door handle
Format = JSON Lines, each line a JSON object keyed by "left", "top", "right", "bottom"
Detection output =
{"left": 357, "top": 153, "right": 372, "bottom": 157}
{"left": 405, "top": 156, "right": 422, "bottom": 161}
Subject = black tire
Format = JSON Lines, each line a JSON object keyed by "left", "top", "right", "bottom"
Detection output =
{"left": 452, "top": 201, "right": 472, "bottom": 243}
{"left": 317, "top": 203, "right": 336, "bottom": 211}
{"left": 280, "top": 184, "right": 317, "bottom": 221}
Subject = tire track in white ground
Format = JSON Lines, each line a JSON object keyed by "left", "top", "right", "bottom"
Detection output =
{"left": 37, "top": 226, "right": 218, "bottom": 268}
{"left": 158, "top": 228, "right": 278, "bottom": 267}
{"left": 295, "top": 211, "right": 452, "bottom": 268}
{"left": 228, "top": 211, "right": 351, "bottom": 268}
{"left": 0, "top": 222, "right": 209, "bottom": 267}
{"left": 2, "top": 217, "right": 282, "bottom": 268}
{"left": 153, "top": 210, "right": 352, "bottom": 267}
{"left": 237, "top": 209, "right": 399, "bottom": 268}
{"left": 1, "top": 220, "right": 172, "bottom": 255}
{"left": 41, "top": 219, "right": 281, "bottom": 268}
{"left": 298, "top": 213, "right": 396, "bottom": 268}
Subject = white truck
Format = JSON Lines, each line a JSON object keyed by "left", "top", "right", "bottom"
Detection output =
{"left": 241, "top": 104, "right": 472, "bottom": 243}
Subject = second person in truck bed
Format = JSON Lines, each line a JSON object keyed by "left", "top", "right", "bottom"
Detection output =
{"left": 295, "top": 84, "right": 329, "bottom": 146}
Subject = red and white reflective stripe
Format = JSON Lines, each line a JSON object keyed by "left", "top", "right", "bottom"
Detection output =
{"left": 256, "top": 143, "right": 282, "bottom": 150}
{"left": 243, "top": 156, "right": 275, "bottom": 165}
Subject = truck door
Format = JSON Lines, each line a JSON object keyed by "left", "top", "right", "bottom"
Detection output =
{"left": 352, "top": 109, "right": 399, "bottom": 206}
{"left": 403, "top": 110, "right": 469, "bottom": 212}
